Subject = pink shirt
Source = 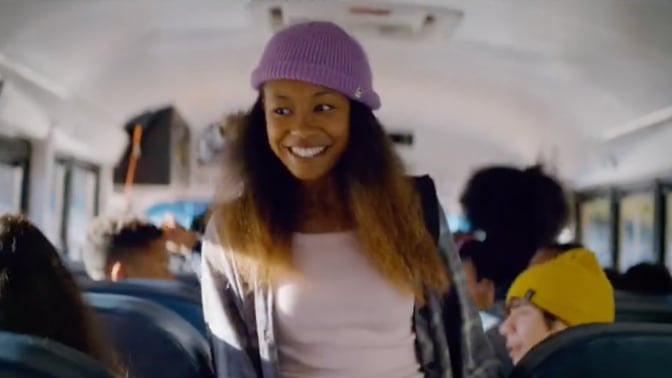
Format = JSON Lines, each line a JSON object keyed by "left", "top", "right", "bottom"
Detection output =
{"left": 274, "top": 231, "right": 423, "bottom": 378}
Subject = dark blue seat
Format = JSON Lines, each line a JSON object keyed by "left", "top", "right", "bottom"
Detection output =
{"left": 616, "top": 299, "right": 672, "bottom": 323}
{"left": 175, "top": 273, "right": 201, "bottom": 288}
{"left": 80, "top": 278, "right": 206, "bottom": 336}
{"left": 0, "top": 331, "right": 113, "bottom": 378}
{"left": 614, "top": 289, "right": 644, "bottom": 301}
{"left": 614, "top": 289, "right": 672, "bottom": 303}
{"left": 84, "top": 293, "right": 213, "bottom": 378}
{"left": 614, "top": 291, "right": 672, "bottom": 324}
{"left": 510, "top": 322, "right": 672, "bottom": 378}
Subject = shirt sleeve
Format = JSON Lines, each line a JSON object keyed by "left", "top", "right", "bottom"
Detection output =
{"left": 437, "top": 204, "right": 501, "bottom": 378}
{"left": 201, "top": 219, "right": 259, "bottom": 378}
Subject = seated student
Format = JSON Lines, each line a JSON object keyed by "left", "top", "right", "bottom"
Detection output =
{"left": 618, "top": 262, "right": 672, "bottom": 295}
{"left": 84, "top": 213, "right": 197, "bottom": 281}
{"left": 499, "top": 248, "right": 615, "bottom": 365}
{"left": 460, "top": 240, "right": 515, "bottom": 375}
{"left": 0, "top": 214, "right": 119, "bottom": 372}
{"left": 460, "top": 240, "right": 497, "bottom": 312}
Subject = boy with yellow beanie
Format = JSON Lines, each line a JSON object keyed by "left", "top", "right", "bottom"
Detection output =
{"left": 499, "top": 248, "right": 615, "bottom": 365}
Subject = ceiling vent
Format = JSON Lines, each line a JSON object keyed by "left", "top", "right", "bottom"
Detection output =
{"left": 248, "top": 0, "right": 464, "bottom": 42}
{"left": 389, "top": 131, "right": 414, "bottom": 146}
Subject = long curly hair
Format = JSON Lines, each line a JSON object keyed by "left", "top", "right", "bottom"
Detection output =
{"left": 215, "top": 98, "right": 449, "bottom": 299}
{"left": 0, "top": 214, "right": 119, "bottom": 372}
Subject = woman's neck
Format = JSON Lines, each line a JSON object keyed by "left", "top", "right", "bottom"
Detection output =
{"left": 297, "top": 176, "right": 352, "bottom": 234}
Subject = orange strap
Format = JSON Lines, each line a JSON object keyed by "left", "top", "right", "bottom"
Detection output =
{"left": 124, "top": 124, "right": 143, "bottom": 202}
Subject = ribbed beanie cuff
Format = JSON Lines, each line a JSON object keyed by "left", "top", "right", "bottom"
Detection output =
{"left": 251, "top": 22, "right": 381, "bottom": 110}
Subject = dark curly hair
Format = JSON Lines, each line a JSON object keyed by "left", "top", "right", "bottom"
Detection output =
{"left": 618, "top": 263, "right": 672, "bottom": 295}
{"left": 214, "top": 98, "right": 449, "bottom": 299}
{"left": 460, "top": 165, "right": 569, "bottom": 293}
{"left": 459, "top": 239, "right": 503, "bottom": 283}
{"left": 83, "top": 214, "right": 163, "bottom": 280}
{"left": 0, "top": 214, "right": 118, "bottom": 371}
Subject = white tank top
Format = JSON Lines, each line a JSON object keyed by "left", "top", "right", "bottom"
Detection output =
{"left": 274, "top": 231, "right": 423, "bottom": 378}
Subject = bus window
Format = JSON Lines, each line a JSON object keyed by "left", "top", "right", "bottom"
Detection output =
{"left": 145, "top": 200, "right": 209, "bottom": 229}
{"left": 0, "top": 163, "right": 24, "bottom": 213}
{"left": 63, "top": 163, "right": 99, "bottom": 261}
{"left": 0, "top": 137, "right": 30, "bottom": 214}
{"left": 579, "top": 197, "right": 614, "bottom": 268}
{"left": 50, "top": 162, "right": 67, "bottom": 249}
{"left": 618, "top": 192, "right": 656, "bottom": 272}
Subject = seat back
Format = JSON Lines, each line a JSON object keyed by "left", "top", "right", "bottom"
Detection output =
{"left": 510, "top": 322, "right": 672, "bottom": 378}
{"left": 615, "top": 294, "right": 672, "bottom": 323}
{"left": 175, "top": 273, "right": 201, "bottom": 288}
{"left": 614, "top": 289, "right": 645, "bottom": 301}
{"left": 0, "top": 331, "right": 113, "bottom": 378}
{"left": 81, "top": 278, "right": 206, "bottom": 336}
{"left": 84, "top": 293, "right": 212, "bottom": 378}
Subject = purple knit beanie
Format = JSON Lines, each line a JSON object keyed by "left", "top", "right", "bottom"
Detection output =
{"left": 251, "top": 21, "right": 381, "bottom": 110}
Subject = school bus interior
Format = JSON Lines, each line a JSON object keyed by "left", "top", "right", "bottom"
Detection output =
{"left": 1, "top": 0, "right": 672, "bottom": 377}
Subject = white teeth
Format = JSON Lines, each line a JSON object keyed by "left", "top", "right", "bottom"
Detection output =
{"left": 290, "top": 146, "right": 327, "bottom": 158}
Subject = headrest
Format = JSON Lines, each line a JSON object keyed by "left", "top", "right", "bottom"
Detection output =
{"left": 615, "top": 299, "right": 672, "bottom": 324}
{"left": 614, "top": 289, "right": 645, "bottom": 301}
{"left": 84, "top": 293, "right": 212, "bottom": 378}
{"left": 82, "top": 279, "right": 200, "bottom": 302}
{"left": 81, "top": 279, "right": 205, "bottom": 336}
{"left": 0, "top": 331, "right": 113, "bottom": 378}
{"left": 614, "top": 290, "right": 672, "bottom": 303}
{"left": 510, "top": 322, "right": 672, "bottom": 378}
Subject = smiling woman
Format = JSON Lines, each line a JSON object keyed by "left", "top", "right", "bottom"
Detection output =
{"left": 200, "top": 21, "right": 498, "bottom": 378}
{"left": 263, "top": 80, "right": 351, "bottom": 181}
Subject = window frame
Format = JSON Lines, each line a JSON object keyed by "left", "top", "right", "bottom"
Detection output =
{"left": 574, "top": 188, "right": 618, "bottom": 269}
{"left": 0, "top": 136, "right": 31, "bottom": 213}
{"left": 55, "top": 155, "right": 100, "bottom": 257}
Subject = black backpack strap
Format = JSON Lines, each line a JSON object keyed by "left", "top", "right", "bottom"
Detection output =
{"left": 412, "top": 175, "right": 440, "bottom": 245}
{"left": 411, "top": 175, "right": 464, "bottom": 378}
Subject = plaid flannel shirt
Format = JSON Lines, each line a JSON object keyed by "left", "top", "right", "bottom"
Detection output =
{"left": 201, "top": 205, "right": 499, "bottom": 378}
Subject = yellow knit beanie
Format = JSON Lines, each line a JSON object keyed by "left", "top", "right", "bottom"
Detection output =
{"left": 507, "top": 248, "right": 615, "bottom": 326}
